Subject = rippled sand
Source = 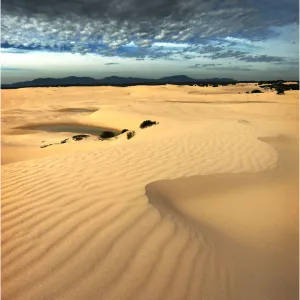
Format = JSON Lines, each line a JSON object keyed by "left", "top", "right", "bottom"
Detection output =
{"left": 2, "top": 83, "right": 299, "bottom": 300}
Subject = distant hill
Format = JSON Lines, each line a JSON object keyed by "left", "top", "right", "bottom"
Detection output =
{"left": 157, "top": 75, "right": 196, "bottom": 82}
{"left": 1, "top": 75, "right": 238, "bottom": 89}
{"left": 98, "top": 76, "right": 153, "bottom": 85}
{"left": 2, "top": 76, "right": 99, "bottom": 88}
{"left": 157, "top": 75, "right": 235, "bottom": 84}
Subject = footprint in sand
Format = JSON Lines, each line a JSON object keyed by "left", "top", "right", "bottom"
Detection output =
{"left": 237, "top": 119, "right": 251, "bottom": 125}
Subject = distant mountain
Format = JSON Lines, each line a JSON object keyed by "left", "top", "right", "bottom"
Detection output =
{"left": 98, "top": 76, "right": 153, "bottom": 84}
{"left": 157, "top": 75, "right": 196, "bottom": 82}
{"left": 3, "top": 76, "right": 99, "bottom": 88}
{"left": 1, "top": 75, "right": 237, "bottom": 88}
{"left": 204, "top": 77, "right": 238, "bottom": 83}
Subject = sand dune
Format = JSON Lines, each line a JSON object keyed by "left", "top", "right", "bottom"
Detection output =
{"left": 1, "top": 84, "right": 299, "bottom": 300}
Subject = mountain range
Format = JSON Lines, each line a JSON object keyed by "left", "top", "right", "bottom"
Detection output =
{"left": 1, "top": 75, "right": 237, "bottom": 88}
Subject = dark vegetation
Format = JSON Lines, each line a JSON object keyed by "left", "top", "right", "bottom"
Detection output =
{"left": 139, "top": 120, "right": 158, "bottom": 129}
{"left": 121, "top": 129, "right": 129, "bottom": 134}
{"left": 72, "top": 134, "right": 90, "bottom": 141}
{"left": 61, "top": 138, "right": 69, "bottom": 144}
{"left": 99, "top": 131, "right": 115, "bottom": 139}
{"left": 258, "top": 80, "right": 299, "bottom": 92}
{"left": 41, "top": 138, "right": 70, "bottom": 148}
{"left": 40, "top": 144, "right": 52, "bottom": 148}
{"left": 276, "top": 87, "right": 285, "bottom": 95}
{"left": 251, "top": 90, "right": 263, "bottom": 93}
{"left": 127, "top": 131, "right": 136, "bottom": 139}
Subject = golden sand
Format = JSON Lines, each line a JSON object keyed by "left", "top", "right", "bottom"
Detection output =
{"left": 1, "top": 83, "right": 299, "bottom": 300}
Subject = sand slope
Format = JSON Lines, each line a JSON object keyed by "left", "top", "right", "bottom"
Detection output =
{"left": 1, "top": 85, "right": 299, "bottom": 300}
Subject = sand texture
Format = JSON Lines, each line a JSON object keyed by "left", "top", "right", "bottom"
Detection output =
{"left": 1, "top": 84, "right": 299, "bottom": 300}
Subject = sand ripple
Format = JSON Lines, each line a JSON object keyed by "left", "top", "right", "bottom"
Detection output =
{"left": 2, "top": 119, "right": 297, "bottom": 300}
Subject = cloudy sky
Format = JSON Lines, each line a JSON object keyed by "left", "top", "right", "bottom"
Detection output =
{"left": 2, "top": 0, "right": 299, "bottom": 84}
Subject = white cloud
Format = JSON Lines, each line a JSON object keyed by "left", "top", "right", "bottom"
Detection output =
{"left": 152, "top": 42, "right": 189, "bottom": 48}
{"left": 224, "top": 36, "right": 254, "bottom": 45}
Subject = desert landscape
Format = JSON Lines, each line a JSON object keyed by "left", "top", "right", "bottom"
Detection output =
{"left": 1, "top": 83, "right": 299, "bottom": 300}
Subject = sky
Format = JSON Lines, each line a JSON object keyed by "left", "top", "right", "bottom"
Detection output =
{"left": 1, "top": 0, "right": 299, "bottom": 84}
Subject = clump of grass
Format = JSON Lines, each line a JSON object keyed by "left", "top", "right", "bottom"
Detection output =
{"left": 121, "top": 129, "right": 129, "bottom": 134}
{"left": 139, "top": 120, "right": 158, "bottom": 129}
{"left": 99, "top": 131, "right": 115, "bottom": 139}
{"left": 251, "top": 89, "right": 263, "bottom": 93}
{"left": 127, "top": 131, "right": 135, "bottom": 139}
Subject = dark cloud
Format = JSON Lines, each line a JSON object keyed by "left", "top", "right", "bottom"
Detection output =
{"left": 104, "top": 62, "right": 119, "bottom": 65}
{"left": 206, "top": 66, "right": 256, "bottom": 72}
{"left": 189, "top": 63, "right": 222, "bottom": 68}
{"left": 2, "top": 0, "right": 298, "bottom": 53}
{"left": 2, "top": 67, "right": 29, "bottom": 70}
{"left": 241, "top": 55, "right": 285, "bottom": 63}
{"left": 205, "top": 50, "right": 285, "bottom": 62}
{"left": 199, "top": 45, "right": 225, "bottom": 53}
{"left": 3, "top": 0, "right": 298, "bottom": 25}
{"left": 188, "top": 62, "right": 256, "bottom": 71}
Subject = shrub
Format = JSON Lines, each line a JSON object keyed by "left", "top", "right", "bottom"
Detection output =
{"left": 100, "top": 131, "right": 115, "bottom": 139}
{"left": 121, "top": 129, "right": 129, "bottom": 134}
{"left": 139, "top": 120, "right": 158, "bottom": 129}
{"left": 61, "top": 138, "right": 69, "bottom": 144}
{"left": 276, "top": 88, "right": 285, "bottom": 95}
{"left": 127, "top": 131, "right": 135, "bottom": 140}
{"left": 251, "top": 89, "right": 263, "bottom": 93}
{"left": 246, "top": 91, "right": 249, "bottom": 94}
{"left": 212, "top": 84, "right": 218, "bottom": 87}
{"left": 72, "top": 134, "right": 89, "bottom": 141}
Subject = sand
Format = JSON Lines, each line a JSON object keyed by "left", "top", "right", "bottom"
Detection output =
{"left": 1, "top": 83, "right": 299, "bottom": 300}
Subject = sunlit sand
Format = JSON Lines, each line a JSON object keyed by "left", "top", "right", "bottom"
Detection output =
{"left": 2, "top": 83, "right": 298, "bottom": 300}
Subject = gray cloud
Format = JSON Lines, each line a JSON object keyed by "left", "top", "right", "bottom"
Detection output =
{"left": 189, "top": 63, "right": 222, "bottom": 68}
{"left": 2, "top": 0, "right": 298, "bottom": 55}
{"left": 205, "top": 50, "right": 285, "bottom": 62}
{"left": 2, "top": 67, "right": 32, "bottom": 71}
{"left": 3, "top": 0, "right": 297, "bottom": 26}
{"left": 206, "top": 66, "right": 256, "bottom": 71}
{"left": 241, "top": 55, "right": 285, "bottom": 62}
{"left": 104, "top": 62, "right": 119, "bottom": 65}
{"left": 199, "top": 45, "right": 225, "bottom": 53}
{"left": 188, "top": 63, "right": 256, "bottom": 71}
